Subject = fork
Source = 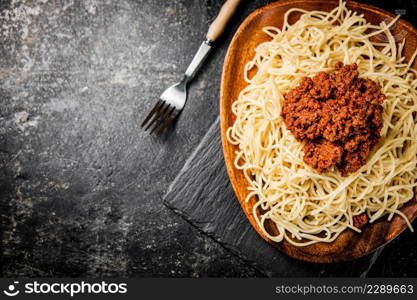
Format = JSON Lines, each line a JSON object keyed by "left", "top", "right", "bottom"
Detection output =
{"left": 141, "top": 0, "right": 241, "bottom": 134}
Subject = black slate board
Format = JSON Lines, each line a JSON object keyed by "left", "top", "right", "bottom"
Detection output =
{"left": 367, "top": 229, "right": 417, "bottom": 277}
{"left": 163, "top": 118, "right": 383, "bottom": 277}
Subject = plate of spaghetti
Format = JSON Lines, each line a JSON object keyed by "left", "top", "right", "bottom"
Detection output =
{"left": 220, "top": 0, "right": 417, "bottom": 262}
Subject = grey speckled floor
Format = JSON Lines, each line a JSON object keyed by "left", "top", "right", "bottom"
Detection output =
{"left": 0, "top": 0, "right": 416, "bottom": 277}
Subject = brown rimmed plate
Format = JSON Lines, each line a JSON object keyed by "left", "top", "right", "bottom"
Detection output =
{"left": 220, "top": 0, "right": 417, "bottom": 263}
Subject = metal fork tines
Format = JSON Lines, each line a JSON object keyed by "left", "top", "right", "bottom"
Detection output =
{"left": 141, "top": 39, "right": 213, "bottom": 135}
{"left": 141, "top": 100, "right": 178, "bottom": 135}
{"left": 141, "top": 1, "right": 240, "bottom": 135}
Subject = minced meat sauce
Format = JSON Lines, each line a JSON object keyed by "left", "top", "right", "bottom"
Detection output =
{"left": 281, "top": 62, "right": 385, "bottom": 175}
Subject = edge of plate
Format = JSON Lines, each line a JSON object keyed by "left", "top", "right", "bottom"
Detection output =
{"left": 220, "top": 0, "right": 417, "bottom": 263}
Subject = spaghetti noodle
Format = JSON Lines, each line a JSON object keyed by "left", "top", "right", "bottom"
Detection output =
{"left": 226, "top": 0, "right": 417, "bottom": 246}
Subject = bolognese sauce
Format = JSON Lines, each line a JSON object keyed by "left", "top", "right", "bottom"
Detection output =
{"left": 281, "top": 62, "right": 385, "bottom": 175}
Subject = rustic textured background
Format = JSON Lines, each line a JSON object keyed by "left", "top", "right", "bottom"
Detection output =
{"left": 1, "top": 0, "right": 416, "bottom": 277}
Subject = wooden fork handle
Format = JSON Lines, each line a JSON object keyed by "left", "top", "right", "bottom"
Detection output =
{"left": 206, "top": 0, "right": 241, "bottom": 41}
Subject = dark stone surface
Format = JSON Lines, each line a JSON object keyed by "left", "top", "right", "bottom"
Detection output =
{"left": 0, "top": 0, "right": 269, "bottom": 277}
{"left": 0, "top": 0, "right": 416, "bottom": 277}
{"left": 367, "top": 229, "right": 417, "bottom": 277}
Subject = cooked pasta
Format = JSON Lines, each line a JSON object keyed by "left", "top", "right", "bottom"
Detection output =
{"left": 227, "top": 0, "right": 417, "bottom": 246}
